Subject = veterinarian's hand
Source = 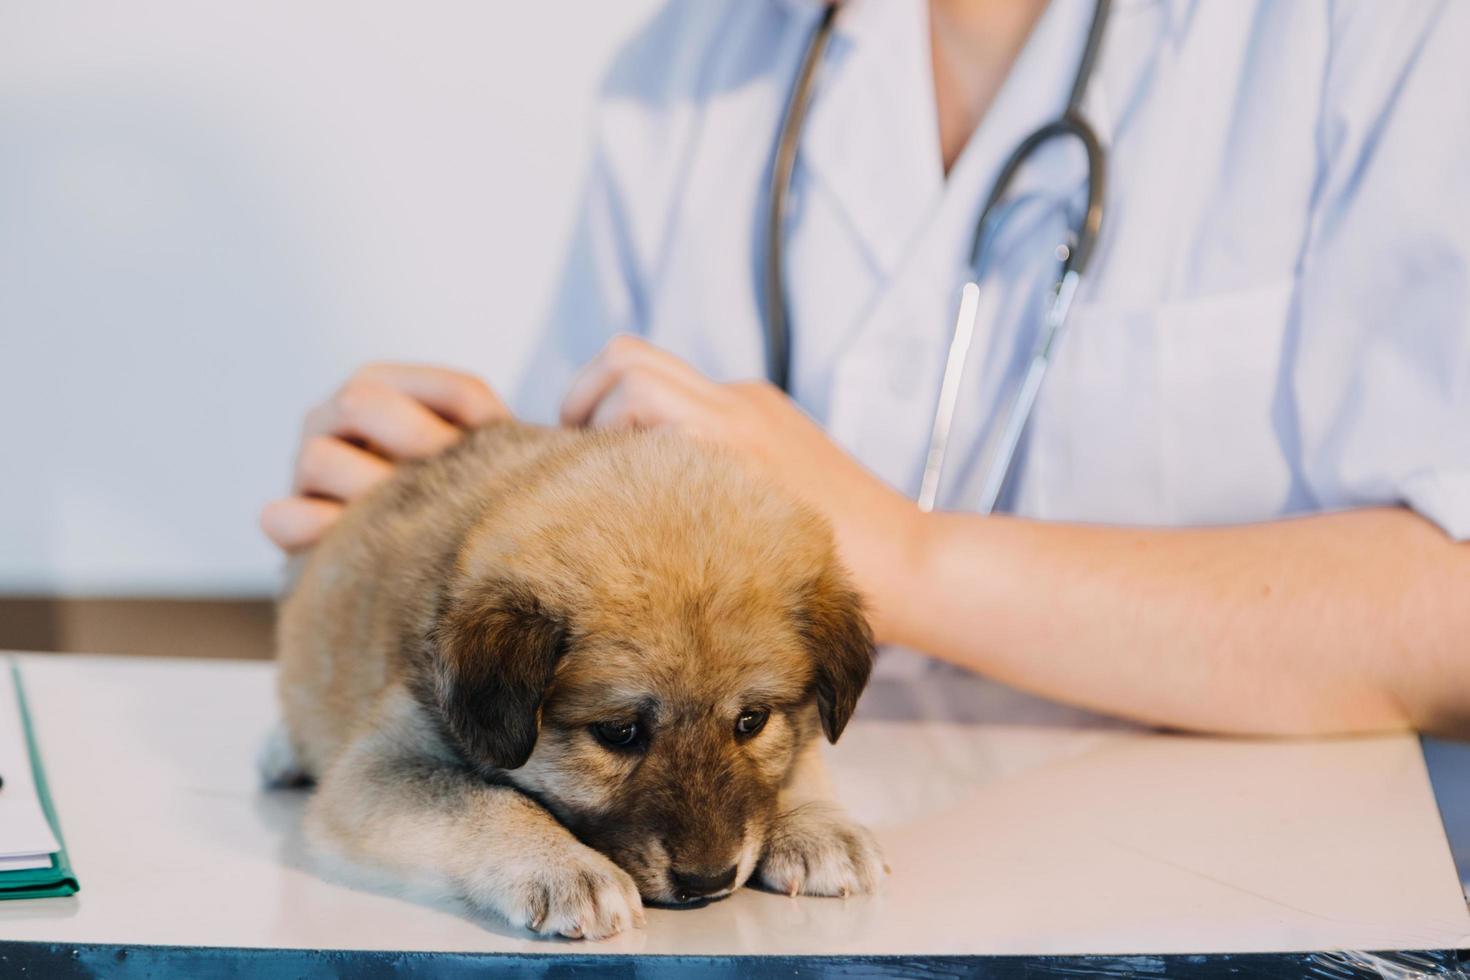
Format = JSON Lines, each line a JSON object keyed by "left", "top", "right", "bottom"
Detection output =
{"left": 561, "top": 336, "right": 921, "bottom": 643}
{"left": 261, "top": 363, "right": 508, "bottom": 552}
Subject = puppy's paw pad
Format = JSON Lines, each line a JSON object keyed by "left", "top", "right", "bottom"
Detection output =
{"left": 757, "top": 808, "right": 885, "bottom": 898}
{"left": 257, "top": 723, "right": 312, "bottom": 787}
{"left": 473, "top": 846, "right": 644, "bottom": 941}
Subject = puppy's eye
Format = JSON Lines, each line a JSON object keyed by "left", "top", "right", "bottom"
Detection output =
{"left": 591, "top": 720, "right": 641, "bottom": 749}
{"left": 734, "top": 709, "right": 769, "bottom": 738}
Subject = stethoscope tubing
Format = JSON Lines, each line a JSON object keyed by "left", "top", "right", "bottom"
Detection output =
{"left": 766, "top": 0, "right": 1111, "bottom": 514}
{"left": 764, "top": 3, "right": 839, "bottom": 395}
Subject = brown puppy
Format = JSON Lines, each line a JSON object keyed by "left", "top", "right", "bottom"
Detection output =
{"left": 262, "top": 421, "right": 883, "bottom": 939}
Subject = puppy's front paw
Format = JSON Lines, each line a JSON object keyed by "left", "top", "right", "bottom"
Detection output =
{"left": 757, "top": 804, "right": 886, "bottom": 898}
{"left": 467, "top": 841, "right": 645, "bottom": 940}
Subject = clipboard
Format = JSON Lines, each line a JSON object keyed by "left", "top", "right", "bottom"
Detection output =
{"left": 0, "top": 661, "right": 78, "bottom": 899}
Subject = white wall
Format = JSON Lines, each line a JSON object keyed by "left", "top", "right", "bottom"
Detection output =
{"left": 0, "top": 1, "right": 661, "bottom": 596}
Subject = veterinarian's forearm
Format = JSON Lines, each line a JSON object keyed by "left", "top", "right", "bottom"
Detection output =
{"left": 885, "top": 507, "right": 1470, "bottom": 737}
{"left": 548, "top": 341, "right": 1469, "bottom": 735}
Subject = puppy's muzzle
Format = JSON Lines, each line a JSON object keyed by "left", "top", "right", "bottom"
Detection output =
{"left": 669, "top": 864, "right": 738, "bottom": 904}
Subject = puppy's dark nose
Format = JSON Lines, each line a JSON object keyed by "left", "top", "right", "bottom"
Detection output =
{"left": 670, "top": 864, "right": 738, "bottom": 903}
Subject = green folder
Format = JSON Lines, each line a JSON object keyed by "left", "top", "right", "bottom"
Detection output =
{"left": 0, "top": 661, "right": 79, "bottom": 899}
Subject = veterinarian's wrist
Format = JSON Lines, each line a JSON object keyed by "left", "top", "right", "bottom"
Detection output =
{"left": 852, "top": 497, "right": 931, "bottom": 649}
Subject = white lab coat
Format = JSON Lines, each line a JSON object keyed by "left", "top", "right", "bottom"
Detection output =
{"left": 520, "top": 0, "right": 1470, "bottom": 540}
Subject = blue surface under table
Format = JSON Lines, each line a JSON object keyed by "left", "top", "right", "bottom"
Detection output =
{"left": 0, "top": 945, "right": 1467, "bottom": 977}
{"left": 1426, "top": 736, "right": 1470, "bottom": 899}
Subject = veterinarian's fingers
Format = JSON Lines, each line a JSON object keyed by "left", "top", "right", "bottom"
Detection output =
{"left": 560, "top": 334, "right": 708, "bottom": 426}
{"left": 560, "top": 337, "right": 637, "bottom": 426}
{"left": 259, "top": 496, "right": 343, "bottom": 552}
{"left": 577, "top": 351, "right": 719, "bottom": 433}
{"left": 308, "top": 377, "right": 464, "bottom": 460}
{"left": 355, "top": 363, "right": 508, "bottom": 427}
{"left": 293, "top": 435, "right": 395, "bottom": 500}
{"left": 585, "top": 381, "right": 642, "bottom": 430}
{"left": 587, "top": 372, "right": 706, "bottom": 432}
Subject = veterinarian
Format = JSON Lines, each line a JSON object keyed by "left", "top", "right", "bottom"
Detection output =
{"left": 263, "top": 0, "right": 1470, "bottom": 737}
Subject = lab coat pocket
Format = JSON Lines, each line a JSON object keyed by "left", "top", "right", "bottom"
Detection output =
{"left": 1155, "top": 276, "right": 1299, "bottom": 523}
{"left": 1026, "top": 277, "right": 1297, "bottom": 525}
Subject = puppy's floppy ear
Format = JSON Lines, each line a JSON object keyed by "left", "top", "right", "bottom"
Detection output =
{"left": 795, "top": 568, "right": 876, "bottom": 743}
{"left": 430, "top": 577, "right": 567, "bottom": 771}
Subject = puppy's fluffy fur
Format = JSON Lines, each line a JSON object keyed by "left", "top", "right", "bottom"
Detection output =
{"left": 265, "top": 422, "right": 882, "bottom": 939}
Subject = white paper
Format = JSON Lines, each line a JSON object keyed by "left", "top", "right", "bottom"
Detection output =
{"left": 0, "top": 663, "right": 61, "bottom": 860}
{"left": 0, "top": 852, "right": 53, "bottom": 871}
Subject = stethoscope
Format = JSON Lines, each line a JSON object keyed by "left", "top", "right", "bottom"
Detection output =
{"left": 764, "top": 0, "right": 1111, "bottom": 514}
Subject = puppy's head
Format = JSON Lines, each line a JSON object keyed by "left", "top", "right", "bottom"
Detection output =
{"left": 426, "top": 431, "right": 874, "bottom": 905}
